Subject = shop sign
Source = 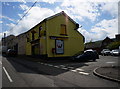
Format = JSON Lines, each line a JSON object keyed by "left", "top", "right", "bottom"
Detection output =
{"left": 55, "top": 40, "right": 64, "bottom": 54}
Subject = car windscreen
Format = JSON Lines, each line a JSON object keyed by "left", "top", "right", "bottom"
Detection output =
{"left": 84, "top": 51, "right": 94, "bottom": 55}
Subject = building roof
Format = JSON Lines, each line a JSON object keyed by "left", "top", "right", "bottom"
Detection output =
{"left": 24, "top": 11, "right": 84, "bottom": 41}
{"left": 85, "top": 36, "right": 117, "bottom": 49}
{"left": 16, "top": 32, "right": 26, "bottom": 38}
{"left": 46, "top": 11, "right": 78, "bottom": 25}
{"left": 26, "top": 11, "right": 79, "bottom": 33}
{"left": 85, "top": 41, "right": 102, "bottom": 49}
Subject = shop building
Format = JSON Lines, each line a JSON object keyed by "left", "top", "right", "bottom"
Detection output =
{"left": 26, "top": 11, "right": 85, "bottom": 58}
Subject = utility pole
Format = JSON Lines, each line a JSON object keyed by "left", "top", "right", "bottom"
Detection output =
{"left": 4, "top": 33, "right": 6, "bottom": 46}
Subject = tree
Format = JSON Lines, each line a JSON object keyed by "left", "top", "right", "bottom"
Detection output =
{"left": 106, "top": 41, "right": 120, "bottom": 50}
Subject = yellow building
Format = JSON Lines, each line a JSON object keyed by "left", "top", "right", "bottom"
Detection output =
{"left": 26, "top": 11, "right": 85, "bottom": 58}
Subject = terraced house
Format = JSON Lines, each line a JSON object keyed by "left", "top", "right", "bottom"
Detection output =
{"left": 25, "top": 11, "right": 85, "bottom": 58}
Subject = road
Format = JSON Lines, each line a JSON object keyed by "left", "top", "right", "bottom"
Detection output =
{"left": 2, "top": 55, "right": 119, "bottom": 88}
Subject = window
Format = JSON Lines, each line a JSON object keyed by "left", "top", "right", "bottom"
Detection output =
{"left": 60, "top": 24, "right": 67, "bottom": 35}
{"left": 31, "top": 30, "right": 36, "bottom": 40}
{"left": 26, "top": 34, "right": 30, "bottom": 42}
{"left": 39, "top": 26, "right": 42, "bottom": 37}
{"left": 32, "top": 33, "right": 35, "bottom": 40}
{"left": 27, "top": 37, "right": 30, "bottom": 42}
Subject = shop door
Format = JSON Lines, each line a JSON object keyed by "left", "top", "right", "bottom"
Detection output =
{"left": 32, "top": 44, "right": 39, "bottom": 55}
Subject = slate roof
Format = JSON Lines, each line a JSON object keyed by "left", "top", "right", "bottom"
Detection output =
{"left": 85, "top": 41, "right": 102, "bottom": 49}
{"left": 46, "top": 11, "right": 78, "bottom": 25}
{"left": 26, "top": 11, "right": 78, "bottom": 33}
{"left": 85, "top": 36, "right": 117, "bottom": 49}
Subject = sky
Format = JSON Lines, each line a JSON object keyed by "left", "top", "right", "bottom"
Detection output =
{"left": 0, "top": 0, "right": 119, "bottom": 43}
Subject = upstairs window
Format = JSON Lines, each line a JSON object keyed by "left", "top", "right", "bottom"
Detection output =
{"left": 32, "top": 33, "right": 35, "bottom": 40}
{"left": 26, "top": 34, "right": 30, "bottom": 42}
{"left": 60, "top": 24, "right": 67, "bottom": 36}
{"left": 31, "top": 30, "right": 36, "bottom": 40}
{"left": 27, "top": 37, "right": 30, "bottom": 42}
{"left": 39, "top": 26, "right": 42, "bottom": 37}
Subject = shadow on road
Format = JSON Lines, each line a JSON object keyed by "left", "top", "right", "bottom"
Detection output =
{"left": 4, "top": 56, "right": 95, "bottom": 76}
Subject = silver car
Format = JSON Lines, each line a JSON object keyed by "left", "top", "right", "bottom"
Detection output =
{"left": 101, "top": 49, "right": 111, "bottom": 56}
{"left": 111, "top": 49, "right": 120, "bottom": 56}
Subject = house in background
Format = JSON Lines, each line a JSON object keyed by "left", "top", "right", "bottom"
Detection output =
{"left": 26, "top": 11, "right": 85, "bottom": 58}
{"left": 85, "top": 41, "right": 102, "bottom": 54}
{"left": 85, "top": 35, "right": 120, "bottom": 54}
{"left": 2, "top": 35, "right": 16, "bottom": 49}
{"left": 101, "top": 37, "right": 113, "bottom": 48}
{"left": 1, "top": 33, "right": 26, "bottom": 55}
{"left": 14, "top": 33, "right": 26, "bottom": 55}
{"left": 116, "top": 34, "right": 120, "bottom": 41}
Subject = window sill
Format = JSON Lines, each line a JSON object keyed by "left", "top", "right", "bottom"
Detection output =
{"left": 60, "top": 34, "right": 68, "bottom": 36}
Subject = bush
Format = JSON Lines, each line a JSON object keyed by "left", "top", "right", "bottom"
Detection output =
{"left": 106, "top": 41, "right": 120, "bottom": 50}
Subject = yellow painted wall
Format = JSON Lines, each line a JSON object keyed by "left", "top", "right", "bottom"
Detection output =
{"left": 40, "top": 36, "right": 47, "bottom": 54}
{"left": 26, "top": 13, "right": 84, "bottom": 57}
{"left": 26, "top": 22, "right": 47, "bottom": 55}
{"left": 26, "top": 40, "right": 31, "bottom": 55}
{"left": 46, "top": 14, "right": 84, "bottom": 57}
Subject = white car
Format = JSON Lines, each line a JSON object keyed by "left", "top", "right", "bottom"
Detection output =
{"left": 101, "top": 49, "right": 111, "bottom": 56}
{"left": 111, "top": 49, "right": 120, "bottom": 56}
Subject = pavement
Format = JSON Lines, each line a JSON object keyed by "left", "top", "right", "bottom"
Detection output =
{"left": 93, "top": 66, "right": 120, "bottom": 82}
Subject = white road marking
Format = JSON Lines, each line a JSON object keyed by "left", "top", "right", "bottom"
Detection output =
{"left": 79, "top": 72, "right": 89, "bottom": 75}
{"left": 71, "top": 70, "right": 77, "bottom": 72}
{"left": 67, "top": 67, "right": 74, "bottom": 69}
{"left": 42, "top": 63, "right": 45, "bottom": 65}
{"left": 41, "top": 63, "right": 43, "bottom": 64}
{"left": 0, "top": 61, "right": 2, "bottom": 64}
{"left": 61, "top": 67, "right": 68, "bottom": 70}
{"left": 48, "top": 64, "right": 53, "bottom": 66}
{"left": 3, "top": 67, "right": 13, "bottom": 82}
{"left": 54, "top": 66, "right": 59, "bottom": 68}
{"left": 76, "top": 68, "right": 84, "bottom": 71}
{"left": 60, "top": 65, "right": 65, "bottom": 67}
{"left": 106, "top": 62, "right": 116, "bottom": 64}
{"left": 44, "top": 63, "right": 48, "bottom": 65}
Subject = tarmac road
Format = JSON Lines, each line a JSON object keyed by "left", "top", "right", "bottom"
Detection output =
{"left": 2, "top": 55, "right": 119, "bottom": 88}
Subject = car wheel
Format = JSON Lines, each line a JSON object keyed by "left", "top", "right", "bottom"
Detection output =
{"left": 93, "top": 59, "right": 96, "bottom": 61}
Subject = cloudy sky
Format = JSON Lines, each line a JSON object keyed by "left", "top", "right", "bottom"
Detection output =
{"left": 0, "top": 0, "right": 119, "bottom": 43}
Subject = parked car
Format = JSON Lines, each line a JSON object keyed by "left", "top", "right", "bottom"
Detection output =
{"left": 84, "top": 49, "right": 99, "bottom": 59}
{"left": 72, "top": 50, "right": 99, "bottom": 62}
{"left": 101, "top": 49, "right": 111, "bottom": 56}
{"left": 6, "top": 49, "right": 17, "bottom": 56}
{"left": 110, "top": 49, "right": 120, "bottom": 56}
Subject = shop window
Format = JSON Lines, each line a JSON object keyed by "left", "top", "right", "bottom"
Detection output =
{"left": 60, "top": 24, "right": 67, "bottom": 35}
